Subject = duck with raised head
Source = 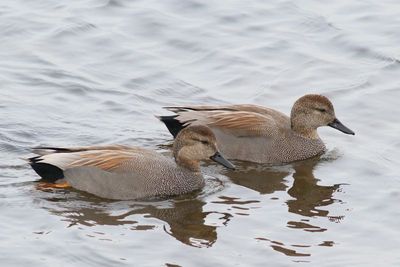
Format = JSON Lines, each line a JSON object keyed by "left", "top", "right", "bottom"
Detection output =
{"left": 28, "top": 125, "right": 235, "bottom": 200}
{"left": 158, "top": 94, "right": 355, "bottom": 164}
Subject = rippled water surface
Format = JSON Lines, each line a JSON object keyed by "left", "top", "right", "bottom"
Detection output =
{"left": 1, "top": 0, "right": 400, "bottom": 266}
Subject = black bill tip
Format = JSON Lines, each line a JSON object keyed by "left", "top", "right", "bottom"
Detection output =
{"left": 210, "top": 151, "right": 235, "bottom": 170}
{"left": 328, "top": 118, "right": 355, "bottom": 135}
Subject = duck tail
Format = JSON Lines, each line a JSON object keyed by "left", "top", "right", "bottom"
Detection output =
{"left": 28, "top": 159, "right": 65, "bottom": 183}
{"left": 28, "top": 148, "right": 75, "bottom": 182}
{"left": 156, "top": 115, "right": 185, "bottom": 138}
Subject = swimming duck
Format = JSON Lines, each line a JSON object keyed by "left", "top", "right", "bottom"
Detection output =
{"left": 158, "top": 94, "right": 354, "bottom": 164}
{"left": 29, "top": 125, "right": 235, "bottom": 200}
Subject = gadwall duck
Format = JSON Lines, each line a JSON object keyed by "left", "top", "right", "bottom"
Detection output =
{"left": 28, "top": 125, "right": 235, "bottom": 200}
{"left": 158, "top": 94, "right": 354, "bottom": 164}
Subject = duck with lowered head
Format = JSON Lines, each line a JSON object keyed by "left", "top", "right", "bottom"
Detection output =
{"left": 159, "top": 94, "right": 355, "bottom": 164}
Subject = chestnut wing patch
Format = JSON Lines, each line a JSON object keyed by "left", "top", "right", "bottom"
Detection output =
{"left": 68, "top": 151, "right": 136, "bottom": 172}
{"left": 206, "top": 111, "right": 278, "bottom": 137}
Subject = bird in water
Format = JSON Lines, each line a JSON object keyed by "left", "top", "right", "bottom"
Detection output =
{"left": 28, "top": 125, "right": 235, "bottom": 200}
{"left": 158, "top": 94, "right": 355, "bottom": 164}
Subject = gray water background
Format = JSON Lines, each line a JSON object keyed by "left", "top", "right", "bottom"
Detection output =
{"left": 1, "top": 0, "right": 400, "bottom": 266}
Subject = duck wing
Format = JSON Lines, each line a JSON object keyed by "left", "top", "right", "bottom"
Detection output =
{"left": 162, "top": 105, "right": 290, "bottom": 138}
{"left": 29, "top": 146, "right": 160, "bottom": 180}
{"left": 29, "top": 146, "right": 172, "bottom": 199}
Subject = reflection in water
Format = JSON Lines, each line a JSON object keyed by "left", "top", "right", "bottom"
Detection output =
{"left": 223, "top": 155, "right": 345, "bottom": 224}
{"left": 256, "top": 237, "right": 311, "bottom": 258}
{"left": 132, "top": 199, "right": 231, "bottom": 248}
{"left": 223, "top": 163, "right": 289, "bottom": 194}
{"left": 224, "top": 154, "right": 345, "bottom": 258}
{"left": 42, "top": 191, "right": 231, "bottom": 248}
{"left": 287, "top": 156, "right": 345, "bottom": 223}
{"left": 256, "top": 235, "right": 336, "bottom": 260}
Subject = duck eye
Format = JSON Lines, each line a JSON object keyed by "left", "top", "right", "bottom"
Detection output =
{"left": 193, "top": 138, "right": 210, "bottom": 145}
{"left": 316, "top": 108, "right": 326, "bottom": 113}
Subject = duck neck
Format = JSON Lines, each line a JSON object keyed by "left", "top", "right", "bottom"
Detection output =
{"left": 174, "top": 147, "right": 201, "bottom": 172}
{"left": 291, "top": 122, "right": 320, "bottom": 140}
{"left": 176, "top": 157, "right": 201, "bottom": 172}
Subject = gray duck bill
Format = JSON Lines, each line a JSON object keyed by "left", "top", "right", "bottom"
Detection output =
{"left": 328, "top": 118, "right": 355, "bottom": 135}
{"left": 210, "top": 151, "right": 235, "bottom": 170}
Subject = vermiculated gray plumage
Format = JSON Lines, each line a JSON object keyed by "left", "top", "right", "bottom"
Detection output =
{"left": 160, "top": 94, "right": 354, "bottom": 164}
{"left": 28, "top": 125, "right": 233, "bottom": 200}
{"left": 64, "top": 156, "right": 204, "bottom": 200}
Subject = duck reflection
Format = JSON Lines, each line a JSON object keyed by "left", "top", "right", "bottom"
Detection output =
{"left": 224, "top": 155, "right": 344, "bottom": 257}
{"left": 222, "top": 162, "right": 290, "bottom": 194}
{"left": 42, "top": 191, "right": 230, "bottom": 248}
{"left": 128, "top": 198, "right": 232, "bottom": 248}
{"left": 222, "top": 154, "right": 345, "bottom": 235}
{"left": 287, "top": 156, "right": 344, "bottom": 222}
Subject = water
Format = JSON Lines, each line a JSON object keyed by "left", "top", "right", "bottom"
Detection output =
{"left": 1, "top": 0, "right": 399, "bottom": 266}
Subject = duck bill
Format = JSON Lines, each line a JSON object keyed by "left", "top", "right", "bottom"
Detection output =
{"left": 210, "top": 151, "right": 235, "bottom": 170}
{"left": 328, "top": 118, "right": 355, "bottom": 135}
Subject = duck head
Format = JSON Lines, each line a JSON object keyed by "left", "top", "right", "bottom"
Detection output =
{"left": 173, "top": 125, "right": 235, "bottom": 171}
{"left": 290, "top": 94, "right": 355, "bottom": 138}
